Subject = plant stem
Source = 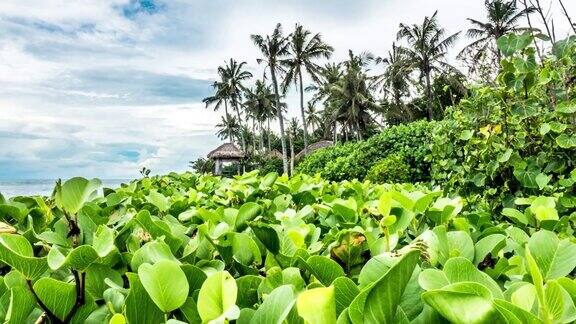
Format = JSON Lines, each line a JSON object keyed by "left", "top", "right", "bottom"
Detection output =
{"left": 63, "top": 270, "right": 86, "bottom": 323}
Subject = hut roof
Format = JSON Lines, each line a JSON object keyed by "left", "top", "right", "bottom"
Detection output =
{"left": 295, "top": 140, "right": 334, "bottom": 161}
{"left": 207, "top": 143, "right": 245, "bottom": 159}
{"left": 266, "top": 149, "right": 283, "bottom": 159}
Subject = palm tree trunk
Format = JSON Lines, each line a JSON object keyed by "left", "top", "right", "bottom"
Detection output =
{"left": 298, "top": 69, "right": 309, "bottom": 155}
{"left": 252, "top": 119, "right": 257, "bottom": 154}
{"left": 233, "top": 100, "right": 246, "bottom": 152}
{"left": 333, "top": 121, "right": 337, "bottom": 144}
{"left": 289, "top": 132, "right": 295, "bottom": 176}
{"left": 270, "top": 65, "right": 289, "bottom": 174}
{"left": 356, "top": 119, "right": 363, "bottom": 141}
{"left": 425, "top": 71, "right": 434, "bottom": 121}
{"left": 224, "top": 99, "right": 232, "bottom": 142}
{"left": 259, "top": 120, "right": 264, "bottom": 153}
{"left": 267, "top": 118, "right": 271, "bottom": 152}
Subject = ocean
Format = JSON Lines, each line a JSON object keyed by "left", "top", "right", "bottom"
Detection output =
{"left": 0, "top": 179, "right": 130, "bottom": 198}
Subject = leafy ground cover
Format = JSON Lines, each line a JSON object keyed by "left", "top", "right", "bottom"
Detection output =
{"left": 0, "top": 171, "right": 575, "bottom": 323}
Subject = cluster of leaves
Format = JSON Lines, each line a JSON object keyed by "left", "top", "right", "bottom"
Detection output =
{"left": 1, "top": 170, "right": 575, "bottom": 323}
{"left": 431, "top": 34, "right": 576, "bottom": 213}
{"left": 297, "top": 120, "right": 435, "bottom": 182}
{"left": 365, "top": 154, "right": 411, "bottom": 184}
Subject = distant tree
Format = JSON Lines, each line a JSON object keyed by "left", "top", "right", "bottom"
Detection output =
{"left": 304, "top": 102, "right": 323, "bottom": 134}
{"left": 375, "top": 43, "right": 413, "bottom": 123}
{"left": 397, "top": 11, "right": 460, "bottom": 120}
{"left": 251, "top": 24, "right": 291, "bottom": 174}
{"left": 189, "top": 158, "right": 214, "bottom": 174}
{"left": 462, "top": 0, "right": 534, "bottom": 65}
{"left": 219, "top": 59, "right": 252, "bottom": 151}
{"left": 215, "top": 113, "right": 240, "bottom": 143}
{"left": 282, "top": 24, "right": 333, "bottom": 155}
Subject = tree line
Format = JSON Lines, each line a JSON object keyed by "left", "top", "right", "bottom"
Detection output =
{"left": 202, "top": 0, "right": 575, "bottom": 175}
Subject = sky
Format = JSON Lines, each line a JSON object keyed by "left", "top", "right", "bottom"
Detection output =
{"left": 0, "top": 0, "right": 574, "bottom": 179}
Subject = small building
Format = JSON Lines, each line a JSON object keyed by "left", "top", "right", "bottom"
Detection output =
{"left": 294, "top": 140, "right": 334, "bottom": 162}
{"left": 207, "top": 143, "right": 245, "bottom": 176}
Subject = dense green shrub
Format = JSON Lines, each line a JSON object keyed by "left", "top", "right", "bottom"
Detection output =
{"left": 297, "top": 120, "right": 435, "bottom": 182}
{"left": 365, "top": 154, "right": 410, "bottom": 183}
{"left": 431, "top": 34, "right": 576, "bottom": 211}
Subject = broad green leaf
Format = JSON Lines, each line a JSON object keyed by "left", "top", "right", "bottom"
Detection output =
{"left": 125, "top": 272, "right": 164, "bottom": 324}
{"left": 0, "top": 233, "right": 48, "bottom": 280}
{"left": 197, "top": 271, "right": 238, "bottom": 323}
{"left": 47, "top": 245, "right": 99, "bottom": 271}
{"left": 302, "top": 255, "right": 345, "bottom": 286}
{"left": 138, "top": 260, "right": 189, "bottom": 313}
{"left": 492, "top": 299, "right": 543, "bottom": 324}
{"left": 55, "top": 177, "right": 102, "bottom": 215}
{"left": 85, "top": 264, "right": 123, "bottom": 300}
{"left": 474, "top": 234, "right": 506, "bottom": 265}
{"left": 527, "top": 230, "right": 576, "bottom": 280}
{"left": 5, "top": 286, "right": 35, "bottom": 324}
{"left": 422, "top": 282, "right": 502, "bottom": 324}
{"left": 145, "top": 189, "right": 170, "bottom": 212}
{"left": 333, "top": 277, "right": 359, "bottom": 316}
{"left": 251, "top": 285, "right": 295, "bottom": 324}
{"left": 348, "top": 250, "right": 419, "bottom": 324}
{"left": 556, "top": 134, "right": 576, "bottom": 148}
{"left": 236, "top": 275, "right": 263, "bottom": 309}
{"left": 297, "top": 286, "right": 337, "bottom": 324}
{"left": 439, "top": 257, "right": 504, "bottom": 299}
{"left": 130, "top": 239, "right": 179, "bottom": 271}
{"left": 236, "top": 202, "right": 261, "bottom": 231}
{"left": 92, "top": 225, "right": 115, "bottom": 257}
{"left": 33, "top": 277, "right": 76, "bottom": 321}
{"left": 251, "top": 223, "right": 280, "bottom": 254}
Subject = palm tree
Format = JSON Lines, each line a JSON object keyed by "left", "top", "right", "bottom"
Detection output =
{"left": 203, "top": 80, "right": 232, "bottom": 140}
{"left": 305, "top": 103, "right": 322, "bottom": 133}
{"left": 251, "top": 23, "right": 291, "bottom": 174}
{"left": 219, "top": 59, "right": 253, "bottom": 151}
{"left": 282, "top": 24, "right": 333, "bottom": 155}
{"left": 397, "top": 11, "right": 460, "bottom": 120}
{"left": 215, "top": 113, "right": 240, "bottom": 143}
{"left": 307, "top": 63, "right": 343, "bottom": 140}
{"left": 330, "top": 50, "right": 379, "bottom": 141}
{"left": 244, "top": 80, "right": 277, "bottom": 153}
{"left": 375, "top": 42, "right": 413, "bottom": 123}
{"left": 462, "top": 0, "right": 534, "bottom": 64}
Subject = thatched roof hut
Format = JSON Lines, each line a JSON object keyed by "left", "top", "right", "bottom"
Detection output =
{"left": 207, "top": 143, "right": 245, "bottom": 175}
{"left": 207, "top": 143, "right": 245, "bottom": 160}
{"left": 294, "top": 140, "right": 333, "bottom": 161}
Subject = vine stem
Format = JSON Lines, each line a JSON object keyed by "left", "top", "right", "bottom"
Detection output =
{"left": 63, "top": 270, "right": 86, "bottom": 323}
{"left": 27, "top": 280, "right": 63, "bottom": 324}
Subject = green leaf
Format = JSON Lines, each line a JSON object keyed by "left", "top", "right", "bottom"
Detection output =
{"left": 302, "top": 255, "right": 345, "bottom": 286}
{"left": 125, "top": 272, "right": 164, "bottom": 324}
{"left": 236, "top": 275, "right": 263, "bottom": 309}
{"left": 297, "top": 286, "right": 337, "bottom": 324}
{"left": 92, "top": 225, "right": 115, "bottom": 257}
{"left": 145, "top": 189, "right": 170, "bottom": 213}
{"left": 5, "top": 286, "right": 36, "bottom": 324}
{"left": 251, "top": 285, "right": 296, "bottom": 324}
{"left": 527, "top": 230, "right": 576, "bottom": 280}
{"left": 556, "top": 134, "right": 576, "bottom": 148}
{"left": 236, "top": 202, "right": 261, "bottom": 231}
{"left": 138, "top": 260, "right": 189, "bottom": 313}
{"left": 333, "top": 277, "right": 359, "bottom": 316}
{"left": 251, "top": 223, "right": 280, "bottom": 254}
{"left": 492, "top": 299, "right": 543, "bottom": 324}
{"left": 47, "top": 245, "right": 98, "bottom": 271}
{"left": 422, "top": 282, "right": 502, "bottom": 324}
{"left": 348, "top": 250, "right": 419, "bottom": 324}
{"left": 0, "top": 233, "right": 48, "bottom": 280}
{"left": 130, "top": 239, "right": 179, "bottom": 271}
{"left": 556, "top": 101, "right": 576, "bottom": 114}
{"left": 55, "top": 177, "right": 102, "bottom": 215}
{"left": 474, "top": 234, "right": 506, "bottom": 266}
{"left": 33, "top": 277, "right": 76, "bottom": 321}
{"left": 197, "top": 271, "right": 238, "bottom": 323}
